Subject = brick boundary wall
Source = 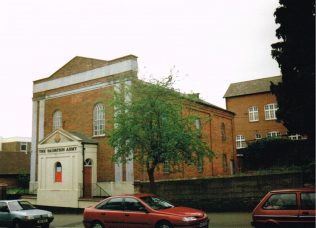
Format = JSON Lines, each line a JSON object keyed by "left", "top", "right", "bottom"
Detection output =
{"left": 134, "top": 171, "right": 314, "bottom": 212}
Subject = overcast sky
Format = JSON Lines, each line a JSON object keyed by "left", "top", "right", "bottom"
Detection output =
{"left": 0, "top": 0, "right": 281, "bottom": 138}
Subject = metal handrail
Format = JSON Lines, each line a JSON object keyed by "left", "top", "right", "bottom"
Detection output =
{"left": 95, "top": 183, "right": 111, "bottom": 198}
{"left": 79, "top": 183, "right": 111, "bottom": 198}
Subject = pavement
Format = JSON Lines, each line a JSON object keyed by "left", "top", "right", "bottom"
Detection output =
{"left": 50, "top": 212, "right": 253, "bottom": 228}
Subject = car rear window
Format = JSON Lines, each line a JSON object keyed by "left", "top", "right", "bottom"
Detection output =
{"left": 262, "top": 193, "right": 297, "bottom": 210}
{"left": 96, "top": 197, "right": 124, "bottom": 211}
{"left": 301, "top": 192, "right": 315, "bottom": 210}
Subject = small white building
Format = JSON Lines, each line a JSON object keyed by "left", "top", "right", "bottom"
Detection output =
{"left": 37, "top": 129, "right": 97, "bottom": 207}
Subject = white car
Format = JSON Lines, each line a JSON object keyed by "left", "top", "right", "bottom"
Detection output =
{"left": 0, "top": 200, "right": 54, "bottom": 228}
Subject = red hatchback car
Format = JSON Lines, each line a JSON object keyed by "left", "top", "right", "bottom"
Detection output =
{"left": 83, "top": 194, "right": 209, "bottom": 228}
{"left": 251, "top": 187, "right": 315, "bottom": 228}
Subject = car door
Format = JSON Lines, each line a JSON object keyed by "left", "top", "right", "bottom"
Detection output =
{"left": 260, "top": 193, "right": 299, "bottom": 226}
{"left": 299, "top": 192, "right": 316, "bottom": 225}
{"left": 0, "top": 202, "right": 11, "bottom": 227}
{"left": 95, "top": 197, "right": 125, "bottom": 228}
{"left": 123, "top": 197, "right": 152, "bottom": 228}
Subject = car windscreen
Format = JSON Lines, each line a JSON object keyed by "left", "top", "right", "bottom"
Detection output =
{"left": 140, "top": 196, "right": 174, "bottom": 210}
{"left": 8, "top": 201, "right": 36, "bottom": 211}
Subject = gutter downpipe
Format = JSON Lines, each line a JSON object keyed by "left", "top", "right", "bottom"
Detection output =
{"left": 82, "top": 142, "right": 86, "bottom": 199}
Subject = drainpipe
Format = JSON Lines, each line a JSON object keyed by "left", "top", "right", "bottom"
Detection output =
{"left": 81, "top": 142, "right": 85, "bottom": 198}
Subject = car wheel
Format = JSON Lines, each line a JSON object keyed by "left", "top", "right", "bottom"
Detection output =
{"left": 91, "top": 221, "right": 104, "bottom": 228}
{"left": 42, "top": 224, "right": 50, "bottom": 228}
{"left": 12, "top": 221, "right": 21, "bottom": 228}
{"left": 156, "top": 221, "right": 173, "bottom": 228}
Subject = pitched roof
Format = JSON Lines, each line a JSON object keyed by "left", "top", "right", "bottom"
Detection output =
{"left": 0, "top": 152, "right": 30, "bottom": 175}
{"left": 47, "top": 56, "right": 109, "bottom": 80}
{"left": 70, "top": 132, "right": 98, "bottom": 144}
{"left": 33, "top": 54, "right": 138, "bottom": 84}
{"left": 223, "top": 76, "right": 282, "bottom": 98}
{"left": 38, "top": 128, "right": 98, "bottom": 145}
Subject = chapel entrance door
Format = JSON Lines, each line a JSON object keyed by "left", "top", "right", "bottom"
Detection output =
{"left": 83, "top": 159, "right": 92, "bottom": 198}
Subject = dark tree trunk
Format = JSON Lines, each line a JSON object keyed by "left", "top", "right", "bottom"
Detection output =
{"left": 147, "top": 167, "right": 156, "bottom": 194}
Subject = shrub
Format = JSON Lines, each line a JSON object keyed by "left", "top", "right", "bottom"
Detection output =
{"left": 241, "top": 138, "right": 314, "bottom": 170}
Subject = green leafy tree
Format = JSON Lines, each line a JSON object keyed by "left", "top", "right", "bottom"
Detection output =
{"left": 271, "top": 0, "right": 315, "bottom": 140}
{"left": 108, "top": 76, "right": 213, "bottom": 193}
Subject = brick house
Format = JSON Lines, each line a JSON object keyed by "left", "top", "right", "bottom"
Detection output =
{"left": 0, "top": 137, "right": 31, "bottom": 154}
{"left": 0, "top": 137, "right": 31, "bottom": 188}
{"left": 30, "top": 54, "right": 236, "bottom": 207}
{"left": 223, "top": 76, "right": 295, "bottom": 151}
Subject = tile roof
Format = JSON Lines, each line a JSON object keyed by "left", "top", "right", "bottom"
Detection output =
{"left": 223, "top": 76, "right": 282, "bottom": 98}
{"left": 70, "top": 132, "right": 98, "bottom": 144}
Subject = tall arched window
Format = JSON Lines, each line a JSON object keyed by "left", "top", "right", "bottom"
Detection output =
{"left": 221, "top": 122, "right": 226, "bottom": 142}
{"left": 53, "top": 110, "right": 62, "bottom": 130}
{"left": 55, "top": 162, "right": 62, "bottom": 182}
{"left": 93, "top": 103, "right": 105, "bottom": 136}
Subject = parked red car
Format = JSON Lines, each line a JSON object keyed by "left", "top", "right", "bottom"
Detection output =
{"left": 251, "top": 187, "right": 315, "bottom": 227}
{"left": 83, "top": 193, "right": 209, "bottom": 228}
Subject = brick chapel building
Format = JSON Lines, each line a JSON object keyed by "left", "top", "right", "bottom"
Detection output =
{"left": 30, "top": 54, "right": 236, "bottom": 207}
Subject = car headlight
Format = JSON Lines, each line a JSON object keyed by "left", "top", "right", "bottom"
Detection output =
{"left": 24, "top": 215, "right": 35, "bottom": 220}
{"left": 48, "top": 212, "right": 53, "bottom": 217}
{"left": 182, "top": 216, "right": 197, "bottom": 222}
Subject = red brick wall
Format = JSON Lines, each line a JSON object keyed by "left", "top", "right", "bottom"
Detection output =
{"left": 34, "top": 60, "right": 236, "bottom": 182}
{"left": 138, "top": 104, "right": 236, "bottom": 181}
{"left": 44, "top": 86, "right": 115, "bottom": 182}
{"left": 42, "top": 86, "right": 236, "bottom": 182}
{"left": 226, "top": 92, "right": 288, "bottom": 143}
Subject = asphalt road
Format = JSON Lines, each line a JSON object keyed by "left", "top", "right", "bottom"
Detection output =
{"left": 50, "top": 212, "right": 253, "bottom": 228}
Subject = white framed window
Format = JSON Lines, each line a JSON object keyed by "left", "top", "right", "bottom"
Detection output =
{"left": 248, "top": 106, "right": 259, "bottom": 122}
{"left": 53, "top": 110, "right": 62, "bottom": 130}
{"left": 93, "top": 103, "right": 105, "bottom": 136}
{"left": 55, "top": 162, "right": 62, "bottom": 182}
{"left": 195, "top": 118, "right": 202, "bottom": 137}
{"left": 236, "top": 135, "right": 246, "bottom": 149}
{"left": 195, "top": 118, "right": 201, "bottom": 130}
{"left": 288, "top": 134, "right": 303, "bottom": 140}
{"left": 163, "top": 161, "right": 169, "bottom": 174}
{"left": 20, "top": 142, "right": 27, "bottom": 152}
{"left": 255, "top": 133, "right": 262, "bottom": 140}
{"left": 264, "top": 103, "right": 278, "bottom": 120}
{"left": 267, "top": 131, "right": 281, "bottom": 138}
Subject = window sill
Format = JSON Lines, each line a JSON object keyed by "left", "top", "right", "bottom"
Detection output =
{"left": 92, "top": 134, "right": 106, "bottom": 138}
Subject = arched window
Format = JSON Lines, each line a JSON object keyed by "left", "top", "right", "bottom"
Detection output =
{"left": 221, "top": 122, "right": 226, "bottom": 142}
{"left": 84, "top": 158, "right": 93, "bottom": 167}
{"left": 55, "top": 162, "right": 62, "bottom": 182}
{"left": 93, "top": 103, "right": 105, "bottom": 136}
{"left": 53, "top": 110, "right": 62, "bottom": 130}
{"left": 197, "top": 155, "right": 203, "bottom": 173}
{"left": 195, "top": 118, "right": 201, "bottom": 129}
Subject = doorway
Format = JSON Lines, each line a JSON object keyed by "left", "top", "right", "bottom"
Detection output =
{"left": 83, "top": 159, "right": 93, "bottom": 198}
